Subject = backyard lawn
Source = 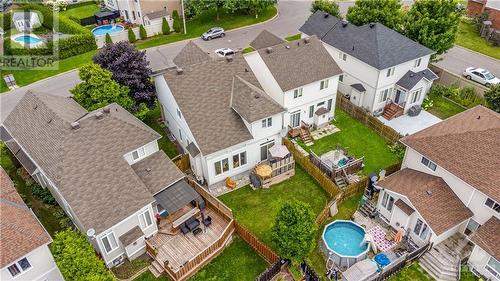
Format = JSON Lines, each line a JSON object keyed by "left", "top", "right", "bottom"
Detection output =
{"left": 60, "top": 2, "right": 101, "bottom": 20}
{"left": 427, "top": 91, "right": 467, "bottom": 119}
{"left": 219, "top": 166, "right": 330, "bottom": 248}
{"left": 303, "top": 109, "right": 401, "bottom": 175}
{"left": 387, "top": 262, "right": 433, "bottom": 281}
{"left": 456, "top": 19, "right": 500, "bottom": 60}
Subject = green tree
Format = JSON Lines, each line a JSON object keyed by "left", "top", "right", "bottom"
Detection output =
{"left": 51, "top": 229, "right": 114, "bottom": 281}
{"left": 139, "top": 25, "right": 147, "bottom": 39}
{"left": 225, "top": 0, "right": 276, "bottom": 18}
{"left": 403, "top": 0, "right": 463, "bottom": 55}
{"left": 128, "top": 28, "right": 136, "bottom": 42}
{"left": 346, "top": 0, "right": 403, "bottom": 29}
{"left": 186, "top": 0, "right": 227, "bottom": 20}
{"left": 162, "top": 17, "right": 170, "bottom": 35}
{"left": 485, "top": 84, "right": 500, "bottom": 113}
{"left": 172, "top": 10, "right": 182, "bottom": 32}
{"left": 272, "top": 200, "right": 317, "bottom": 263}
{"left": 71, "top": 63, "right": 132, "bottom": 111}
{"left": 311, "top": 0, "right": 341, "bottom": 19}
{"left": 105, "top": 33, "right": 112, "bottom": 44}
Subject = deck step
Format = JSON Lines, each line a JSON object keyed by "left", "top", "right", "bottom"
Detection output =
{"left": 149, "top": 263, "right": 163, "bottom": 278}
{"left": 420, "top": 259, "right": 457, "bottom": 281}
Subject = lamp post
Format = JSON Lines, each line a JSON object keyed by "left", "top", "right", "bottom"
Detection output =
{"left": 181, "top": 0, "right": 187, "bottom": 34}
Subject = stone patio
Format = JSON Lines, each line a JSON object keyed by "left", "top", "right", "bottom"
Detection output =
{"left": 377, "top": 111, "right": 441, "bottom": 136}
{"left": 208, "top": 171, "right": 251, "bottom": 197}
{"left": 310, "top": 124, "right": 340, "bottom": 140}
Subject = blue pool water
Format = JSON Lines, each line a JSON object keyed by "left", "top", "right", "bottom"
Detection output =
{"left": 92, "top": 24, "right": 124, "bottom": 36}
{"left": 323, "top": 221, "right": 368, "bottom": 257}
{"left": 14, "top": 35, "right": 42, "bottom": 44}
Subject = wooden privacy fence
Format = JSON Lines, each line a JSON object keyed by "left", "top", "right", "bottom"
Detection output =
{"left": 255, "top": 259, "right": 286, "bottom": 281}
{"left": 430, "top": 64, "right": 488, "bottom": 97}
{"left": 235, "top": 221, "right": 280, "bottom": 264}
{"left": 336, "top": 96, "right": 402, "bottom": 143}
{"left": 173, "top": 154, "right": 190, "bottom": 172}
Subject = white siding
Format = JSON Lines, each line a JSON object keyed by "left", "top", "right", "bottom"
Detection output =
{"left": 244, "top": 52, "right": 285, "bottom": 105}
{"left": 0, "top": 245, "right": 64, "bottom": 281}
{"left": 469, "top": 246, "right": 499, "bottom": 280}
{"left": 123, "top": 140, "right": 160, "bottom": 165}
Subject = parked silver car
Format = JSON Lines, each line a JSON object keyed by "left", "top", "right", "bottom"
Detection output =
{"left": 463, "top": 67, "right": 500, "bottom": 87}
{"left": 202, "top": 27, "right": 225, "bottom": 41}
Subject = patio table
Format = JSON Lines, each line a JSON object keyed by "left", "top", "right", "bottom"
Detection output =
{"left": 172, "top": 207, "right": 200, "bottom": 229}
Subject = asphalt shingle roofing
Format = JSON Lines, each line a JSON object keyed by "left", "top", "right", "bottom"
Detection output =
{"left": 3, "top": 91, "right": 183, "bottom": 233}
{"left": 470, "top": 217, "right": 500, "bottom": 260}
{"left": 396, "top": 69, "right": 438, "bottom": 90}
{"left": 249, "top": 29, "right": 285, "bottom": 50}
{"left": 300, "top": 11, "right": 434, "bottom": 70}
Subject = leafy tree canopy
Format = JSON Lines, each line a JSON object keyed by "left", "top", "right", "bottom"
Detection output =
{"left": 272, "top": 200, "right": 317, "bottom": 262}
{"left": 403, "top": 0, "right": 463, "bottom": 55}
{"left": 185, "top": 0, "right": 275, "bottom": 20}
{"left": 71, "top": 63, "right": 132, "bottom": 112}
{"left": 311, "top": 0, "right": 341, "bottom": 19}
{"left": 485, "top": 84, "right": 500, "bottom": 113}
{"left": 346, "top": 0, "right": 403, "bottom": 29}
{"left": 51, "top": 229, "right": 114, "bottom": 281}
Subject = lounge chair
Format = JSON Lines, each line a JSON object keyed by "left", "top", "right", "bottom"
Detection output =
{"left": 185, "top": 217, "right": 200, "bottom": 231}
{"left": 203, "top": 216, "right": 212, "bottom": 227}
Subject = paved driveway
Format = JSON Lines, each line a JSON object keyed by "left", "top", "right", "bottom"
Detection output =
{"left": 434, "top": 45, "right": 500, "bottom": 77}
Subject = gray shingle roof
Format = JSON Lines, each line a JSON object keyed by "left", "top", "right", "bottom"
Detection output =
{"left": 3, "top": 91, "right": 178, "bottom": 233}
{"left": 186, "top": 142, "right": 200, "bottom": 157}
{"left": 315, "top": 107, "right": 329, "bottom": 116}
{"left": 396, "top": 68, "right": 438, "bottom": 90}
{"left": 145, "top": 10, "right": 167, "bottom": 20}
{"left": 300, "top": 11, "right": 434, "bottom": 70}
{"left": 163, "top": 48, "right": 268, "bottom": 155}
{"left": 119, "top": 226, "right": 144, "bottom": 246}
{"left": 351, "top": 83, "right": 366, "bottom": 92}
{"left": 131, "top": 150, "right": 184, "bottom": 195}
{"left": 173, "top": 41, "right": 210, "bottom": 67}
{"left": 231, "top": 75, "right": 284, "bottom": 123}
{"left": 257, "top": 34, "right": 342, "bottom": 91}
{"left": 249, "top": 30, "right": 286, "bottom": 50}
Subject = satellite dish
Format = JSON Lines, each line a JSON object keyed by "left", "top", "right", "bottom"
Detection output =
{"left": 370, "top": 175, "right": 378, "bottom": 182}
{"left": 86, "top": 228, "right": 96, "bottom": 238}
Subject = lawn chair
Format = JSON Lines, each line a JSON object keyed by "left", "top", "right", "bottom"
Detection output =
{"left": 3, "top": 74, "right": 19, "bottom": 90}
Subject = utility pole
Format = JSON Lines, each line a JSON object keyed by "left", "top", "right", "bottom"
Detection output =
{"left": 181, "top": 0, "right": 187, "bottom": 34}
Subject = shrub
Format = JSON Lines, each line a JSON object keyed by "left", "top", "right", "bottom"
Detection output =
{"left": 68, "top": 15, "right": 80, "bottom": 24}
{"left": 32, "top": 184, "right": 57, "bottom": 205}
{"left": 311, "top": 0, "right": 341, "bottom": 19}
{"left": 485, "top": 84, "right": 500, "bottom": 113}
{"left": 162, "top": 17, "right": 170, "bottom": 35}
{"left": 429, "top": 84, "right": 485, "bottom": 108}
{"left": 128, "top": 28, "right": 136, "bottom": 42}
{"left": 139, "top": 24, "right": 147, "bottom": 39}
{"left": 105, "top": 33, "right": 113, "bottom": 44}
{"left": 0, "top": 11, "right": 12, "bottom": 31}
{"left": 422, "top": 96, "right": 434, "bottom": 110}
{"left": 172, "top": 10, "right": 181, "bottom": 33}
{"left": 57, "top": 34, "right": 97, "bottom": 59}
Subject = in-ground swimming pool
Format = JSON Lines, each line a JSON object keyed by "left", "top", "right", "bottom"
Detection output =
{"left": 92, "top": 24, "right": 124, "bottom": 36}
{"left": 322, "top": 220, "right": 369, "bottom": 268}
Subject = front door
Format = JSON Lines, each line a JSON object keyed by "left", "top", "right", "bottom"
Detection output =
{"left": 290, "top": 111, "right": 301, "bottom": 127}
{"left": 394, "top": 89, "right": 406, "bottom": 105}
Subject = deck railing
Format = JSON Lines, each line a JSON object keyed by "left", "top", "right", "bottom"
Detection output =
{"left": 234, "top": 221, "right": 279, "bottom": 264}
{"left": 187, "top": 178, "right": 234, "bottom": 221}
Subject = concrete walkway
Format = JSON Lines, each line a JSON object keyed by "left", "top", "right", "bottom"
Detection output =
{"left": 377, "top": 111, "right": 442, "bottom": 136}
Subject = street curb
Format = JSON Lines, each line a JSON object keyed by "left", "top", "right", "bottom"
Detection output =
{"left": 1, "top": 69, "right": 79, "bottom": 95}
{"left": 453, "top": 44, "right": 500, "bottom": 62}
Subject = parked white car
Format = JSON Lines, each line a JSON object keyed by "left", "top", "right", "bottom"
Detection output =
{"left": 463, "top": 67, "right": 500, "bottom": 87}
{"left": 215, "top": 48, "right": 235, "bottom": 58}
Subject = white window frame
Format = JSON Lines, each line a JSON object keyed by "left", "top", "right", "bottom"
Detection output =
{"left": 339, "top": 52, "right": 347, "bottom": 61}
{"left": 339, "top": 74, "right": 344, "bottom": 82}
{"left": 138, "top": 209, "right": 153, "bottom": 230}
{"left": 214, "top": 158, "right": 229, "bottom": 176}
{"left": 132, "top": 147, "right": 146, "bottom": 161}
{"left": 381, "top": 192, "right": 394, "bottom": 212}
{"left": 414, "top": 58, "right": 422, "bottom": 67}
{"left": 411, "top": 88, "right": 422, "bottom": 104}
{"left": 232, "top": 151, "right": 247, "bottom": 169}
{"left": 7, "top": 257, "right": 32, "bottom": 278}
{"left": 101, "top": 232, "right": 118, "bottom": 254}
{"left": 485, "top": 257, "right": 500, "bottom": 279}
{"left": 485, "top": 198, "right": 500, "bottom": 213}
{"left": 309, "top": 105, "right": 314, "bottom": 118}
{"left": 413, "top": 218, "right": 429, "bottom": 240}
{"left": 320, "top": 79, "right": 329, "bottom": 90}
{"left": 421, "top": 156, "right": 437, "bottom": 171}
{"left": 261, "top": 117, "right": 272, "bottom": 128}
{"left": 176, "top": 108, "right": 182, "bottom": 119}
{"left": 378, "top": 88, "right": 391, "bottom": 103}
{"left": 386, "top": 67, "right": 395, "bottom": 77}
{"left": 293, "top": 88, "right": 303, "bottom": 99}
{"left": 260, "top": 140, "right": 275, "bottom": 162}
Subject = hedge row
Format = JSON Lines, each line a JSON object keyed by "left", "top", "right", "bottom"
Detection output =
{"left": 19, "top": 3, "right": 90, "bottom": 35}
{"left": 0, "top": 12, "right": 12, "bottom": 31}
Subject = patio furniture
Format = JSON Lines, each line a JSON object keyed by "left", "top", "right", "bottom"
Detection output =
{"left": 180, "top": 224, "right": 189, "bottom": 235}
{"left": 185, "top": 217, "right": 200, "bottom": 231}
{"left": 255, "top": 164, "right": 272, "bottom": 179}
{"left": 225, "top": 177, "right": 236, "bottom": 189}
{"left": 3, "top": 74, "right": 18, "bottom": 90}
{"left": 192, "top": 227, "right": 202, "bottom": 236}
{"left": 172, "top": 207, "right": 200, "bottom": 229}
{"left": 202, "top": 216, "right": 212, "bottom": 227}
{"left": 268, "top": 144, "right": 290, "bottom": 159}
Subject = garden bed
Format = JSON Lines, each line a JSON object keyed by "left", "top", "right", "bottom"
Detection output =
{"left": 111, "top": 254, "right": 151, "bottom": 279}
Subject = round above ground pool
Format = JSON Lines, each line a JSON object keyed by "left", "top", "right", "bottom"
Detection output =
{"left": 92, "top": 24, "right": 124, "bottom": 36}
{"left": 322, "top": 220, "right": 369, "bottom": 268}
{"left": 11, "top": 34, "right": 44, "bottom": 48}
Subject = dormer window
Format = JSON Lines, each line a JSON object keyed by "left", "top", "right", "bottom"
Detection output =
{"left": 320, "top": 79, "right": 329, "bottom": 90}
{"left": 386, "top": 67, "right": 395, "bottom": 77}
{"left": 414, "top": 58, "right": 422, "bottom": 67}
{"left": 132, "top": 147, "right": 146, "bottom": 161}
{"left": 262, "top": 117, "right": 272, "bottom": 128}
{"left": 293, "top": 88, "right": 303, "bottom": 98}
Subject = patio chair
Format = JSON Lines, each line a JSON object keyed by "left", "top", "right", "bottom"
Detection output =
{"left": 202, "top": 216, "right": 212, "bottom": 227}
{"left": 180, "top": 224, "right": 189, "bottom": 235}
{"left": 185, "top": 217, "right": 200, "bottom": 231}
{"left": 3, "top": 74, "right": 18, "bottom": 90}
{"left": 192, "top": 227, "right": 202, "bottom": 235}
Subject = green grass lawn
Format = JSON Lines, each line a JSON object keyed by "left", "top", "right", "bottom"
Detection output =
{"left": 60, "top": 2, "right": 101, "bottom": 20}
{"left": 285, "top": 33, "right": 301, "bottom": 41}
{"left": 303, "top": 109, "right": 401, "bottom": 175}
{"left": 143, "top": 103, "right": 179, "bottom": 159}
{"left": 134, "top": 271, "right": 170, "bottom": 281}
{"left": 456, "top": 19, "right": 500, "bottom": 60}
{"left": 427, "top": 91, "right": 467, "bottom": 119}
{"left": 387, "top": 262, "right": 433, "bottom": 281}
{"left": 1, "top": 6, "right": 277, "bottom": 93}
{"left": 0, "top": 143, "right": 65, "bottom": 235}
{"left": 219, "top": 166, "right": 330, "bottom": 248}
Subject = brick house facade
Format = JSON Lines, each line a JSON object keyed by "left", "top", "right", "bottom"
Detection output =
{"left": 468, "top": 0, "right": 500, "bottom": 30}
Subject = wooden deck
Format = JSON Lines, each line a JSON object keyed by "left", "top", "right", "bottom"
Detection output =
{"left": 148, "top": 207, "right": 229, "bottom": 272}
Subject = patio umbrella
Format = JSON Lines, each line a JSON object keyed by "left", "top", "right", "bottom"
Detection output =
{"left": 255, "top": 164, "right": 272, "bottom": 179}
{"left": 268, "top": 144, "right": 290, "bottom": 159}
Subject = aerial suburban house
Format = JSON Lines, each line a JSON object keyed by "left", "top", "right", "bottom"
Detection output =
{"left": 1, "top": 91, "right": 234, "bottom": 279}
{"left": 153, "top": 30, "right": 341, "bottom": 187}
{"left": 374, "top": 106, "right": 500, "bottom": 280}
{"left": 300, "top": 11, "right": 438, "bottom": 120}
{"left": 104, "top": 0, "right": 180, "bottom": 26}
{"left": 0, "top": 167, "right": 64, "bottom": 281}
{"left": 468, "top": 0, "right": 500, "bottom": 30}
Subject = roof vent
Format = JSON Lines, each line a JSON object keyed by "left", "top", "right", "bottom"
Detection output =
{"left": 146, "top": 168, "right": 152, "bottom": 173}
{"left": 410, "top": 73, "right": 415, "bottom": 77}
{"left": 95, "top": 111, "right": 104, "bottom": 119}
{"left": 342, "top": 20, "right": 348, "bottom": 27}
{"left": 297, "top": 41, "right": 300, "bottom": 46}
{"left": 304, "top": 37, "right": 310, "bottom": 44}
{"left": 33, "top": 104, "right": 38, "bottom": 110}
{"left": 254, "top": 94, "right": 261, "bottom": 99}
{"left": 477, "top": 115, "right": 481, "bottom": 120}
{"left": 176, "top": 67, "right": 184, "bottom": 75}
{"left": 285, "top": 45, "right": 290, "bottom": 49}
{"left": 103, "top": 107, "right": 111, "bottom": 114}
{"left": 244, "top": 68, "right": 249, "bottom": 72}
{"left": 47, "top": 118, "right": 52, "bottom": 124}
{"left": 324, "top": 13, "right": 329, "bottom": 18}
{"left": 369, "top": 23, "right": 375, "bottom": 28}
{"left": 70, "top": 121, "right": 80, "bottom": 130}
{"left": 426, "top": 190, "right": 432, "bottom": 196}
{"left": 226, "top": 55, "right": 233, "bottom": 62}
{"left": 352, "top": 45, "right": 355, "bottom": 51}
{"left": 266, "top": 47, "right": 273, "bottom": 54}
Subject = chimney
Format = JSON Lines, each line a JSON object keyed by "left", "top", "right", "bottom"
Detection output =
{"left": 324, "top": 13, "right": 329, "bottom": 18}
{"left": 342, "top": 20, "right": 348, "bottom": 28}
{"left": 369, "top": 23, "right": 375, "bottom": 28}
{"left": 266, "top": 47, "right": 273, "bottom": 54}
{"left": 95, "top": 111, "right": 104, "bottom": 119}
{"left": 304, "top": 37, "right": 310, "bottom": 44}
{"left": 285, "top": 45, "right": 290, "bottom": 49}
{"left": 226, "top": 55, "right": 233, "bottom": 62}
{"left": 103, "top": 107, "right": 111, "bottom": 114}
{"left": 70, "top": 121, "right": 80, "bottom": 130}
{"left": 176, "top": 67, "right": 183, "bottom": 75}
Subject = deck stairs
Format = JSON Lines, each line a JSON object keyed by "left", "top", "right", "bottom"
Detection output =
{"left": 358, "top": 200, "right": 377, "bottom": 217}
{"left": 334, "top": 177, "right": 347, "bottom": 189}
{"left": 420, "top": 233, "right": 473, "bottom": 281}
{"left": 148, "top": 260, "right": 165, "bottom": 278}
{"left": 382, "top": 103, "right": 403, "bottom": 120}
{"left": 300, "top": 127, "right": 313, "bottom": 146}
